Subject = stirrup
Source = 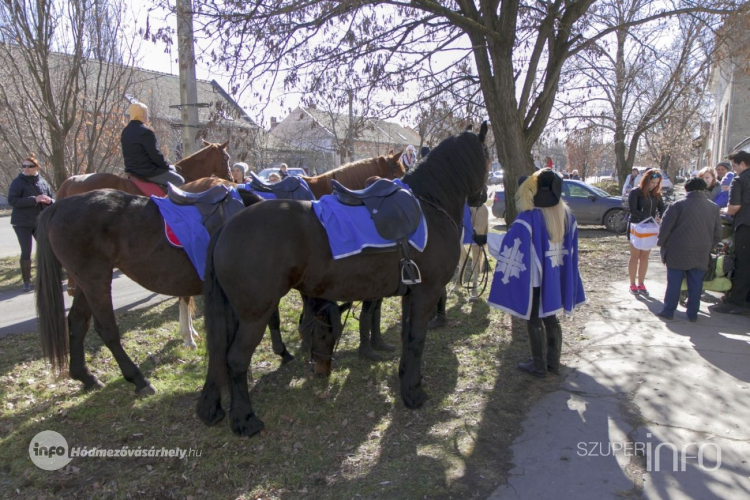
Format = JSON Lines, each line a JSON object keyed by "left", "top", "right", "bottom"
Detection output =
{"left": 400, "top": 259, "right": 422, "bottom": 285}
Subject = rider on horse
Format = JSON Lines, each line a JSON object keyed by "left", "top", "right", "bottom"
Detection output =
{"left": 121, "top": 102, "right": 184, "bottom": 187}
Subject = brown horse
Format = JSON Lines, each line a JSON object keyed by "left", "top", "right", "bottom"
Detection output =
{"left": 55, "top": 139, "right": 232, "bottom": 199}
{"left": 301, "top": 151, "right": 404, "bottom": 199}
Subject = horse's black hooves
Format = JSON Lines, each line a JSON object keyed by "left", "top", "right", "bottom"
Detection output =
{"left": 199, "top": 406, "right": 225, "bottom": 426}
{"left": 358, "top": 346, "right": 384, "bottom": 362}
{"left": 402, "top": 387, "right": 428, "bottom": 409}
{"left": 280, "top": 350, "right": 295, "bottom": 365}
{"left": 230, "top": 414, "right": 265, "bottom": 437}
{"left": 83, "top": 379, "right": 105, "bottom": 391}
{"left": 135, "top": 383, "right": 157, "bottom": 396}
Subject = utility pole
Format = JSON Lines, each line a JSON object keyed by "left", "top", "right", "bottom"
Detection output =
{"left": 176, "top": 0, "right": 200, "bottom": 158}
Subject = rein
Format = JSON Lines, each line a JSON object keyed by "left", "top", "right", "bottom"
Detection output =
{"left": 304, "top": 303, "right": 354, "bottom": 362}
{"left": 415, "top": 195, "right": 459, "bottom": 235}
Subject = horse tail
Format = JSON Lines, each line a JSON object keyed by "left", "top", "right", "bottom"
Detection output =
{"left": 203, "top": 224, "right": 237, "bottom": 388}
{"left": 35, "top": 204, "right": 69, "bottom": 373}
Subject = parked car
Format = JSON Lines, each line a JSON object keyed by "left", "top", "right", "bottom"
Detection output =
{"left": 492, "top": 179, "right": 626, "bottom": 232}
{"left": 257, "top": 167, "right": 306, "bottom": 181}
{"left": 488, "top": 171, "right": 503, "bottom": 185}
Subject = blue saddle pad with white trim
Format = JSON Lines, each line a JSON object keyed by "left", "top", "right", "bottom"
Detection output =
{"left": 312, "top": 179, "right": 428, "bottom": 259}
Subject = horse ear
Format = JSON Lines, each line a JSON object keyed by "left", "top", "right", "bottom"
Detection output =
{"left": 201, "top": 139, "right": 211, "bottom": 147}
{"left": 479, "top": 121, "right": 488, "bottom": 143}
{"left": 393, "top": 150, "right": 403, "bottom": 160}
{"left": 220, "top": 141, "right": 229, "bottom": 149}
{"left": 388, "top": 149, "right": 394, "bottom": 156}
{"left": 465, "top": 124, "right": 473, "bottom": 132}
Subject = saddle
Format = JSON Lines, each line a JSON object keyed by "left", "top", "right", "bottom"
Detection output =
{"left": 331, "top": 179, "right": 422, "bottom": 286}
{"left": 167, "top": 184, "right": 244, "bottom": 235}
{"left": 248, "top": 171, "right": 313, "bottom": 201}
{"left": 128, "top": 175, "right": 167, "bottom": 197}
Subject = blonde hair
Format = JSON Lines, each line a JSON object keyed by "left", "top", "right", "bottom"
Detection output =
{"left": 127, "top": 102, "right": 149, "bottom": 123}
{"left": 516, "top": 169, "right": 570, "bottom": 244}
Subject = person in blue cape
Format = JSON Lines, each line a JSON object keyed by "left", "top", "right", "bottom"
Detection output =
{"left": 485, "top": 168, "right": 585, "bottom": 377}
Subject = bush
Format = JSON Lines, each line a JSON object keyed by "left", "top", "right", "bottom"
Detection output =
{"left": 592, "top": 181, "right": 621, "bottom": 197}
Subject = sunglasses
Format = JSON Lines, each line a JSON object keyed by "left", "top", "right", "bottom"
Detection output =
{"left": 650, "top": 174, "right": 661, "bottom": 179}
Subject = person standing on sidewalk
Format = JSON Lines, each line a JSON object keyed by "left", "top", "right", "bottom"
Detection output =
{"left": 7, "top": 154, "right": 54, "bottom": 292}
{"left": 627, "top": 169, "right": 666, "bottom": 296}
{"left": 656, "top": 178, "right": 722, "bottom": 322}
{"left": 485, "top": 169, "right": 586, "bottom": 378}
{"left": 715, "top": 151, "right": 750, "bottom": 314}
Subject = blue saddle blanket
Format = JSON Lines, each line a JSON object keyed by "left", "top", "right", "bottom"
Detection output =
{"left": 312, "top": 179, "right": 428, "bottom": 259}
{"left": 239, "top": 176, "right": 314, "bottom": 201}
{"left": 151, "top": 189, "right": 242, "bottom": 280}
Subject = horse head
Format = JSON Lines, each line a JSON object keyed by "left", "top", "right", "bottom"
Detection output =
{"left": 383, "top": 150, "right": 405, "bottom": 179}
{"left": 176, "top": 140, "right": 232, "bottom": 183}
{"left": 468, "top": 122, "right": 490, "bottom": 207}
{"left": 299, "top": 299, "right": 351, "bottom": 377}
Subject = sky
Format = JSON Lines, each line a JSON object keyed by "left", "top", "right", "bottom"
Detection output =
{"left": 125, "top": 1, "right": 294, "bottom": 129}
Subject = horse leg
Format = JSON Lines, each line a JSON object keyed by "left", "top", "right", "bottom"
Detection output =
{"left": 399, "top": 291, "right": 437, "bottom": 409}
{"left": 358, "top": 300, "right": 382, "bottom": 361}
{"left": 68, "top": 288, "right": 104, "bottom": 390}
{"left": 178, "top": 297, "right": 199, "bottom": 348}
{"left": 85, "top": 287, "right": 155, "bottom": 395}
{"left": 227, "top": 319, "right": 267, "bottom": 437}
{"left": 268, "top": 307, "right": 294, "bottom": 364}
{"left": 370, "top": 298, "right": 394, "bottom": 352}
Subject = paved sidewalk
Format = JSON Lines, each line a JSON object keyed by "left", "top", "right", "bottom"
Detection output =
{"left": 489, "top": 255, "right": 750, "bottom": 499}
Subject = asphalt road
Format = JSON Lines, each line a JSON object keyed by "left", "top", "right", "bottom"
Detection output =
{"left": 0, "top": 216, "right": 174, "bottom": 338}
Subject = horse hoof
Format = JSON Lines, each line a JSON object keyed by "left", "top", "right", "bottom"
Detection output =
{"left": 403, "top": 386, "right": 428, "bottom": 409}
{"left": 280, "top": 350, "right": 295, "bottom": 365}
{"left": 197, "top": 403, "right": 225, "bottom": 426}
{"left": 371, "top": 340, "right": 396, "bottom": 352}
{"left": 136, "top": 383, "right": 157, "bottom": 396}
{"left": 230, "top": 413, "right": 265, "bottom": 437}
{"left": 83, "top": 379, "right": 105, "bottom": 391}
{"left": 358, "top": 346, "right": 383, "bottom": 362}
{"left": 183, "top": 340, "right": 198, "bottom": 349}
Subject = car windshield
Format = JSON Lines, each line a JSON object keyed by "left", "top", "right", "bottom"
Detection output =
{"left": 588, "top": 185, "right": 610, "bottom": 197}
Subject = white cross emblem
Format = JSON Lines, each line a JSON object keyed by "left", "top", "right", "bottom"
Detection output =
{"left": 497, "top": 237, "right": 527, "bottom": 284}
{"left": 546, "top": 240, "right": 569, "bottom": 268}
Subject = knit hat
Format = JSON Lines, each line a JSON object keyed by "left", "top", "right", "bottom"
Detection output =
{"left": 127, "top": 102, "right": 148, "bottom": 123}
{"left": 517, "top": 168, "right": 563, "bottom": 211}
{"left": 685, "top": 177, "right": 706, "bottom": 192}
{"left": 721, "top": 172, "right": 735, "bottom": 187}
{"left": 232, "top": 162, "right": 249, "bottom": 175}
{"left": 419, "top": 146, "right": 430, "bottom": 159}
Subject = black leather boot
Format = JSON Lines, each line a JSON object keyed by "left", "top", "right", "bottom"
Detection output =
{"left": 369, "top": 300, "right": 394, "bottom": 352}
{"left": 544, "top": 318, "right": 562, "bottom": 374}
{"left": 517, "top": 323, "right": 547, "bottom": 378}
{"left": 427, "top": 289, "right": 447, "bottom": 329}
{"left": 20, "top": 260, "right": 32, "bottom": 292}
{"left": 358, "top": 310, "right": 382, "bottom": 361}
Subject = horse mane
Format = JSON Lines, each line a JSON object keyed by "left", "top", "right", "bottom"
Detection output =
{"left": 403, "top": 130, "right": 485, "bottom": 206}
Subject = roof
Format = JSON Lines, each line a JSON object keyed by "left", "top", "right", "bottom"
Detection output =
{"left": 271, "top": 106, "right": 421, "bottom": 147}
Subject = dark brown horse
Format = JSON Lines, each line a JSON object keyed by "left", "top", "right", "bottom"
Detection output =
{"left": 198, "top": 124, "right": 489, "bottom": 436}
{"left": 35, "top": 188, "right": 263, "bottom": 395}
{"left": 55, "top": 140, "right": 233, "bottom": 199}
{"left": 301, "top": 151, "right": 404, "bottom": 199}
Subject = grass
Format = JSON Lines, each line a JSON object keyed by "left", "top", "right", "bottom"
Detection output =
{"left": 0, "top": 256, "right": 29, "bottom": 293}
{"left": 0, "top": 266, "right": 563, "bottom": 500}
{"left": 0, "top": 230, "right": 625, "bottom": 499}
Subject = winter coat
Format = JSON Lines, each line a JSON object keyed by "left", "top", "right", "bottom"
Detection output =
{"left": 8, "top": 173, "right": 55, "bottom": 228}
{"left": 657, "top": 190, "right": 722, "bottom": 271}
{"left": 628, "top": 187, "right": 666, "bottom": 224}
{"left": 707, "top": 183, "right": 721, "bottom": 203}
{"left": 121, "top": 120, "right": 170, "bottom": 178}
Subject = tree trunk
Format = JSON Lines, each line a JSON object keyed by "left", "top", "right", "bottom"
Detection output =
{"left": 49, "top": 127, "right": 68, "bottom": 189}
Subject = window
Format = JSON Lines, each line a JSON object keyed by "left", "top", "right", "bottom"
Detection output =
{"left": 565, "top": 183, "right": 592, "bottom": 199}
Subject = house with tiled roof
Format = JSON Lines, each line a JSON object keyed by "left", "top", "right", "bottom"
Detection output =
{"left": 269, "top": 106, "right": 420, "bottom": 173}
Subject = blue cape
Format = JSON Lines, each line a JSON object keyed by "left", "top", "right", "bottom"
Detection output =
{"left": 312, "top": 179, "right": 428, "bottom": 259}
{"left": 462, "top": 204, "right": 474, "bottom": 244}
{"left": 488, "top": 209, "right": 585, "bottom": 319}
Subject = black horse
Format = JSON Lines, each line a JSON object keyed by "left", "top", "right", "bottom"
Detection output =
{"left": 198, "top": 123, "right": 490, "bottom": 436}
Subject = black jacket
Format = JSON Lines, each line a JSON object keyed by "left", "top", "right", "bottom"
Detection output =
{"left": 121, "top": 120, "right": 170, "bottom": 178}
{"left": 8, "top": 173, "right": 55, "bottom": 228}
{"left": 628, "top": 187, "right": 666, "bottom": 224}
